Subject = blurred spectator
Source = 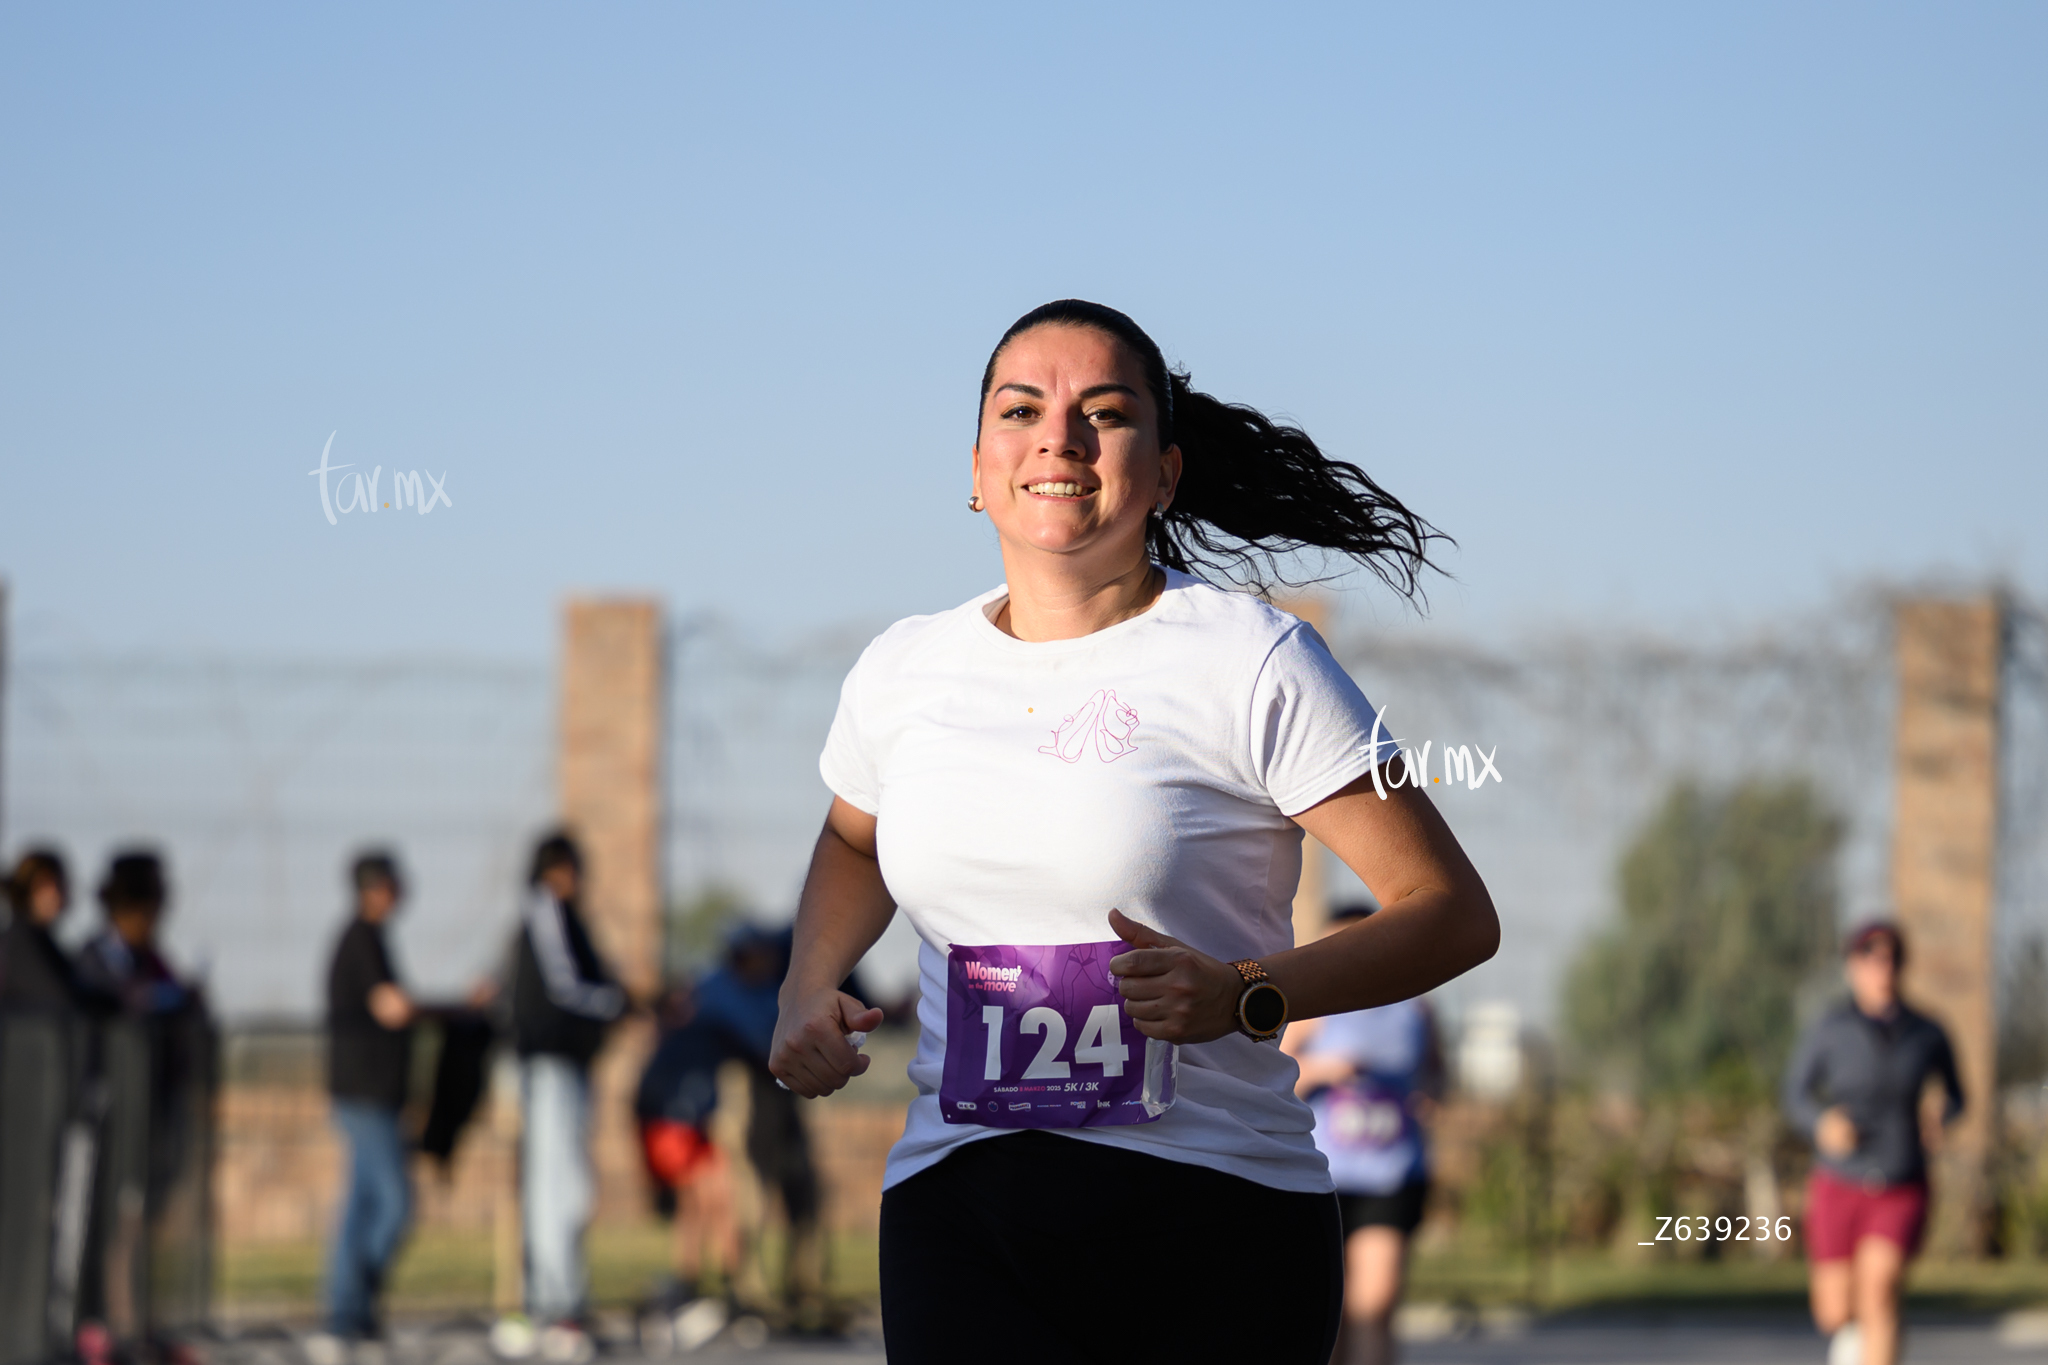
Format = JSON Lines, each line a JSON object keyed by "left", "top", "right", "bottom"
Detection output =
{"left": 703, "top": 925, "right": 823, "bottom": 1322}
{"left": 2, "top": 847, "right": 88, "bottom": 1013}
{"left": 635, "top": 982, "right": 741, "bottom": 1346}
{"left": 1, "top": 849, "right": 89, "bottom": 1365}
{"left": 71, "top": 849, "right": 209, "bottom": 1360}
{"left": 1783, "top": 921, "right": 1963, "bottom": 1365}
{"left": 491, "top": 831, "right": 624, "bottom": 1364}
{"left": 1283, "top": 904, "right": 1444, "bottom": 1365}
{"left": 307, "top": 851, "right": 415, "bottom": 1360}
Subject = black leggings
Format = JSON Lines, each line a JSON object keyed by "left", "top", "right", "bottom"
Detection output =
{"left": 880, "top": 1130, "right": 1343, "bottom": 1364}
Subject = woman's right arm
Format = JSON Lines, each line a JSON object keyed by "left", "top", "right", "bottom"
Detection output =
{"left": 770, "top": 796, "right": 895, "bottom": 1097}
{"left": 1781, "top": 1021, "right": 1857, "bottom": 1154}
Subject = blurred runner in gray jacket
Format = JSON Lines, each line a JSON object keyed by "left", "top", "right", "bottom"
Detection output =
{"left": 1782, "top": 922, "right": 1962, "bottom": 1365}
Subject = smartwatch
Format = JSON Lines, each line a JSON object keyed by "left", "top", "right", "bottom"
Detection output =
{"left": 1229, "top": 959, "right": 1289, "bottom": 1042}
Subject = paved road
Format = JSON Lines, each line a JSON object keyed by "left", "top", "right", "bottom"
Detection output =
{"left": 203, "top": 1312, "right": 2048, "bottom": 1364}
{"left": 1405, "top": 1317, "right": 2048, "bottom": 1365}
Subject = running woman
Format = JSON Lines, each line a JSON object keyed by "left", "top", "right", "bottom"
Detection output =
{"left": 769, "top": 300, "right": 1499, "bottom": 1364}
{"left": 1283, "top": 903, "right": 1443, "bottom": 1365}
{"left": 1783, "top": 922, "right": 1963, "bottom": 1365}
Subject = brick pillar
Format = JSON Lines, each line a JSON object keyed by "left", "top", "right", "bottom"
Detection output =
{"left": 1279, "top": 595, "right": 1333, "bottom": 946}
{"left": 1890, "top": 597, "right": 2001, "bottom": 1257}
{"left": 559, "top": 597, "right": 666, "bottom": 1222}
{"left": 561, "top": 598, "right": 666, "bottom": 997}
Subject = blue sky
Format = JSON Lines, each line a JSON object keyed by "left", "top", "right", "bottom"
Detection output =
{"left": 3, "top": 2, "right": 2043, "bottom": 659}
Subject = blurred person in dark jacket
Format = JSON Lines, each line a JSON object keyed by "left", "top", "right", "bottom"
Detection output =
{"left": 71, "top": 849, "right": 206, "bottom": 1359}
{"left": 1, "top": 849, "right": 89, "bottom": 1362}
{"left": 704, "top": 925, "right": 824, "bottom": 1323}
{"left": 307, "top": 851, "right": 416, "bottom": 1360}
{"left": 1783, "top": 921, "right": 1963, "bottom": 1365}
{"left": 490, "top": 831, "right": 624, "bottom": 1364}
{"left": 2, "top": 847, "right": 89, "bottom": 1013}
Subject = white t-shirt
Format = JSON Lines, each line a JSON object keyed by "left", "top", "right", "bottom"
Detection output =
{"left": 819, "top": 568, "right": 1396, "bottom": 1194}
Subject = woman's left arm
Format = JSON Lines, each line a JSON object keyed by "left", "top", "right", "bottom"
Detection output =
{"left": 1112, "top": 769, "right": 1498, "bottom": 1042}
{"left": 1271, "top": 770, "right": 1498, "bottom": 1016}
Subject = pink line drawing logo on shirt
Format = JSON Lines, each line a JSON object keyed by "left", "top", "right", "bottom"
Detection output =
{"left": 1038, "top": 689, "right": 1141, "bottom": 764}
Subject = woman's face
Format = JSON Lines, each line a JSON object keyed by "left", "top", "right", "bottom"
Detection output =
{"left": 110, "top": 903, "right": 161, "bottom": 949}
{"left": 1846, "top": 940, "right": 1900, "bottom": 1015}
{"left": 973, "top": 324, "right": 1180, "bottom": 572}
{"left": 28, "top": 875, "right": 66, "bottom": 928}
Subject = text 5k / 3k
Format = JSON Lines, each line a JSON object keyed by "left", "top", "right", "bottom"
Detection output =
{"left": 308, "top": 432, "right": 453, "bottom": 525}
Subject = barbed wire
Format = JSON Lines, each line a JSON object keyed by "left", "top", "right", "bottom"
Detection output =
{"left": 4, "top": 588, "right": 2041, "bottom": 1026}
{"left": 8, "top": 651, "right": 554, "bottom": 1014}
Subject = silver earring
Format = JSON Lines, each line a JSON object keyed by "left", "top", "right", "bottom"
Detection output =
{"left": 968, "top": 494, "right": 984, "bottom": 513}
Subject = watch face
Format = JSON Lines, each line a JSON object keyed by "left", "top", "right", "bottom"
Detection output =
{"left": 1242, "top": 982, "right": 1287, "bottom": 1034}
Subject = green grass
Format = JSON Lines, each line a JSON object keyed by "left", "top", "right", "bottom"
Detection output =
{"left": 227, "top": 1229, "right": 2048, "bottom": 1326}
{"left": 219, "top": 1224, "right": 879, "bottom": 1321}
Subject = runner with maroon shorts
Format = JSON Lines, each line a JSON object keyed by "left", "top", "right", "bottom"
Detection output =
{"left": 1782, "top": 922, "right": 1963, "bottom": 1365}
{"left": 769, "top": 301, "right": 1499, "bottom": 1363}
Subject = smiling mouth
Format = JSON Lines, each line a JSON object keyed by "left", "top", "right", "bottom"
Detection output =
{"left": 1023, "top": 481, "right": 1096, "bottom": 498}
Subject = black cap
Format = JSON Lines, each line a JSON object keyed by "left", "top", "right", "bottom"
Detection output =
{"left": 98, "top": 849, "right": 167, "bottom": 910}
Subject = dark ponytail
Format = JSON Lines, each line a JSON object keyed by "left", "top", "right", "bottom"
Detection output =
{"left": 980, "top": 299, "right": 1446, "bottom": 599}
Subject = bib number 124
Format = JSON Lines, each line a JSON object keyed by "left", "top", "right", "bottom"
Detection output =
{"left": 982, "top": 1002, "right": 1129, "bottom": 1080}
{"left": 941, "top": 940, "right": 1175, "bottom": 1129}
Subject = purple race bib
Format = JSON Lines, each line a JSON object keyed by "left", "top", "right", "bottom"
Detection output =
{"left": 1323, "top": 1077, "right": 1411, "bottom": 1154}
{"left": 942, "top": 941, "right": 1177, "bottom": 1129}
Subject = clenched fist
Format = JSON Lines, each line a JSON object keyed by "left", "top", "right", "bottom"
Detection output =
{"left": 1106, "top": 908, "right": 1242, "bottom": 1045}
